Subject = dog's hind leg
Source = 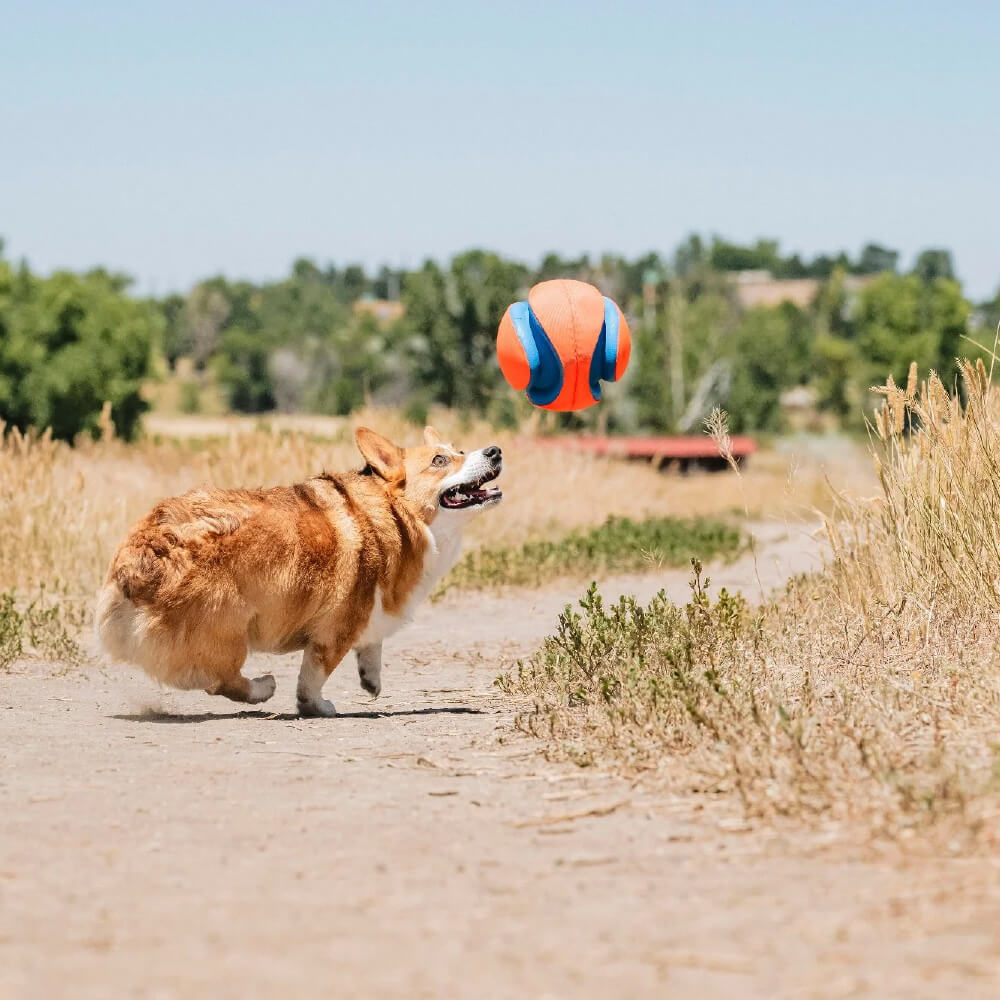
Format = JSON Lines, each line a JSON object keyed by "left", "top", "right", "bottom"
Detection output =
{"left": 296, "top": 636, "right": 352, "bottom": 718}
{"left": 200, "top": 634, "right": 276, "bottom": 705}
{"left": 356, "top": 642, "right": 382, "bottom": 697}
{"left": 210, "top": 672, "right": 277, "bottom": 704}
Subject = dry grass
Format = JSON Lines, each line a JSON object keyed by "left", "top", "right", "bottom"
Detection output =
{"left": 0, "top": 406, "right": 855, "bottom": 606}
{"left": 503, "top": 362, "right": 1000, "bottom": 850}
{"left": 145, "top": 412, "right": 871, "bottom": 530}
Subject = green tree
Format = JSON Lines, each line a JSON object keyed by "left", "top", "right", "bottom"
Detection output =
{"left": 180, "top": 281, "right": 232, "bottom": 369}
{"left": 209, "top": 261, "right": 393, "bottom": 416}
{"left": 805, "top": 252, "right": 852, "bottom": 279}
{"left": 371, "top": 265, "right": 403, "bottom": 300}
{"left": 976, "top": 287, "right": 1000, "bottom": 344}
{"left": 672, "top": 235, "right": 706, "bottom": 279}
{"left": 782, "top": 253, "right": 809, "bottom": 278}
{"left": 853, "top": 272, "right": 969, "bottom": 393}
{"left": 215, "top": 325, "right": 274, "bottom": 412}
{"left": 629, "top": 248, "right": 741, "bottom": 432}
{"left": 318, "top": 262, "right": 369, "bottom": 304}
{"left": 810, "top": 267, "right": 860, "bottom": 418}
{"left": 812, "top": 333, "right": 859, "bottom": 419}
{"left": 534, "top": 252, "right": 592, "bottom": 284}
{"left": 709, "top": 237, "right": 783, "bottom": 274}
{"left": 725, "top": 304, "right": 812, "bottom": 433}
{"left": 913, "top": 248, "right": 955, "bottom": 283}
{"left": 854, "top": 243, "right": 899, "bottom": 275}
{"left": 303, "top": 312, "right": 388, "bottom": 414}
{"left": 159, "top": 293, "right": 187, "bottom": 368}
{"left": 0, "top": 261, "right": 157, "bottom": 440}
{"left": 402, "top": 250, "right": 528, "bottom": 411}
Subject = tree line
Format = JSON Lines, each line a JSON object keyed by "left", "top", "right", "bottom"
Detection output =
{"left": 1, "top": 234, "right": 996, "bottom": 441}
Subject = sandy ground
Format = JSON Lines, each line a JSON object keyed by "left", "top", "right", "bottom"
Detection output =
{"left": 2, "top": 522, "right": 1000, "bottom": 999}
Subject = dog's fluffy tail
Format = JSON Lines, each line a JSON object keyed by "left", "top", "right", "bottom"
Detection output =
{"left": 94, "top": 512, "right": 195, "bottom": 670}
{"left": 94, "top": 581, "right": 149, "bottom": 668}
{"left": 95, "top": 580, "right": 219, "bottom": 690}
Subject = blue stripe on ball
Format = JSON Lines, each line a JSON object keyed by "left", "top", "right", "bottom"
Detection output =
{"left": 601, "top": 297, "right": 620, "bottom": 381}
{"left": 586, "top": 298, "right": 623, "bottom": 402}
{"left": 509, "top": 301, "right": 564, "bottom": 407}
{"left": 588, "top": 324, "right": 606, "bottom": 402}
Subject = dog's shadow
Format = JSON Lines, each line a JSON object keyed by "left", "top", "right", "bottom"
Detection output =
{"left": 111, "top": 705, "right": 482, "bottom": 724}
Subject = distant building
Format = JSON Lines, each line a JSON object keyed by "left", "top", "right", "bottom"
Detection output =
{"left": 354, "top": 296, "right": 405, "bottom": 325}
{"left": 730, "top": 271, "right": 875, "bottom": 310}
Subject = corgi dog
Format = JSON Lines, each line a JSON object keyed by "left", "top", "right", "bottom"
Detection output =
{"left": 95, "top": 427, "right": 502, "bottom": 717}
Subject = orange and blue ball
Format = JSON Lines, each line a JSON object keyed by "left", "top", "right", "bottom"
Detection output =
{"left": 496, "top": 279, "right": 631, "bottom": 411}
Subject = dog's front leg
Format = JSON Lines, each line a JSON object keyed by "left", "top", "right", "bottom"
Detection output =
{"left": 296, "top": 637, "right": 351, "bottom": 718}
{"left": 356, "top": 643, "right": 382, "bottom": 697}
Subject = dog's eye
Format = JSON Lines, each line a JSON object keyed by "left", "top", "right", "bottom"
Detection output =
{"left": 432, "top": 454, "right": 449, "bottom": 468}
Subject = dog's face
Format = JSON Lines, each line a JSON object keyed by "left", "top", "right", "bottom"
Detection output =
{"left": 355, "top": 426, "right": 502, "bottom": 523}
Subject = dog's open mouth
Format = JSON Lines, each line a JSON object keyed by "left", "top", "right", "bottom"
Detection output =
{"left": 439, "top": 467, "right": 502, "bottom": 510}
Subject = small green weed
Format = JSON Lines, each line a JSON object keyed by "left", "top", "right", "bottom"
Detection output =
{"left": 498, "top": 561, "right": 758, "bottom": 765}
{"left": 0, "top": 587, "right": 86, "bottom": 669}
{"left": 0, "top": 593, "right": 24, "bottom": 669}
{"left": 437, "top": 515, "right": 742, "bottom": 596}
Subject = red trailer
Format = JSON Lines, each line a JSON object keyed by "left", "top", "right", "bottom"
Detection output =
{"left": 534, "top": 434, "right": 757, "bottom": 472}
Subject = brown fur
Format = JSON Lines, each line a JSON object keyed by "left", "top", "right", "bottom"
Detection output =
{"left": 95, "top": 427, "right": 480, "bottom": 708}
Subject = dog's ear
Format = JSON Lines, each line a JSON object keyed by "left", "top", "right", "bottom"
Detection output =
{"left": 423, "top": 426, "right": 443, "bottom": 446}
{"left": 355, "top": 428, "right": 405, "bottom": 483}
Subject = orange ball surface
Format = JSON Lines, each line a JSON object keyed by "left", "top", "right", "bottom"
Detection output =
{"left": 496, "top": 279, "right": 630, "bottom": 411}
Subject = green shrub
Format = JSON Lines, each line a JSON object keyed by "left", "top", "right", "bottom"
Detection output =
{"left": 497, "top": 563, "right": 754, "bottom": 765}
{"left": 437, "top": 515, "right": 742, "bottom": 595}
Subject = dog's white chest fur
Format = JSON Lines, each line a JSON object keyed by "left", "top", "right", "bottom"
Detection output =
{"left": 356, "top": 519, "right": 463, "bottom": 649}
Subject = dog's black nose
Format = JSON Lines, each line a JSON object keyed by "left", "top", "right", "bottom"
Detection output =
{"left": 484, "top": 445, "right": 502, "bottom": 461}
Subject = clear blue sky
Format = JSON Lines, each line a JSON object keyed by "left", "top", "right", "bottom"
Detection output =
{"left": 2, "top": 1, "right": 998, "bottom": 297}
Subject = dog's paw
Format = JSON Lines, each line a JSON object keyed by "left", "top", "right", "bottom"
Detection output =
{"left": 247, "top": 674, "right": 276, "bottom": 704}
{"left": 297, "top": 696, "right": 337, "bottom": 719}
{"left": 359, "top": 673, "right": 381, "bottom": 697}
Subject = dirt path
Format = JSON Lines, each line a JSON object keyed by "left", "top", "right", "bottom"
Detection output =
{"left": 2, "top": 523, "right": 999, "bottom": 999}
